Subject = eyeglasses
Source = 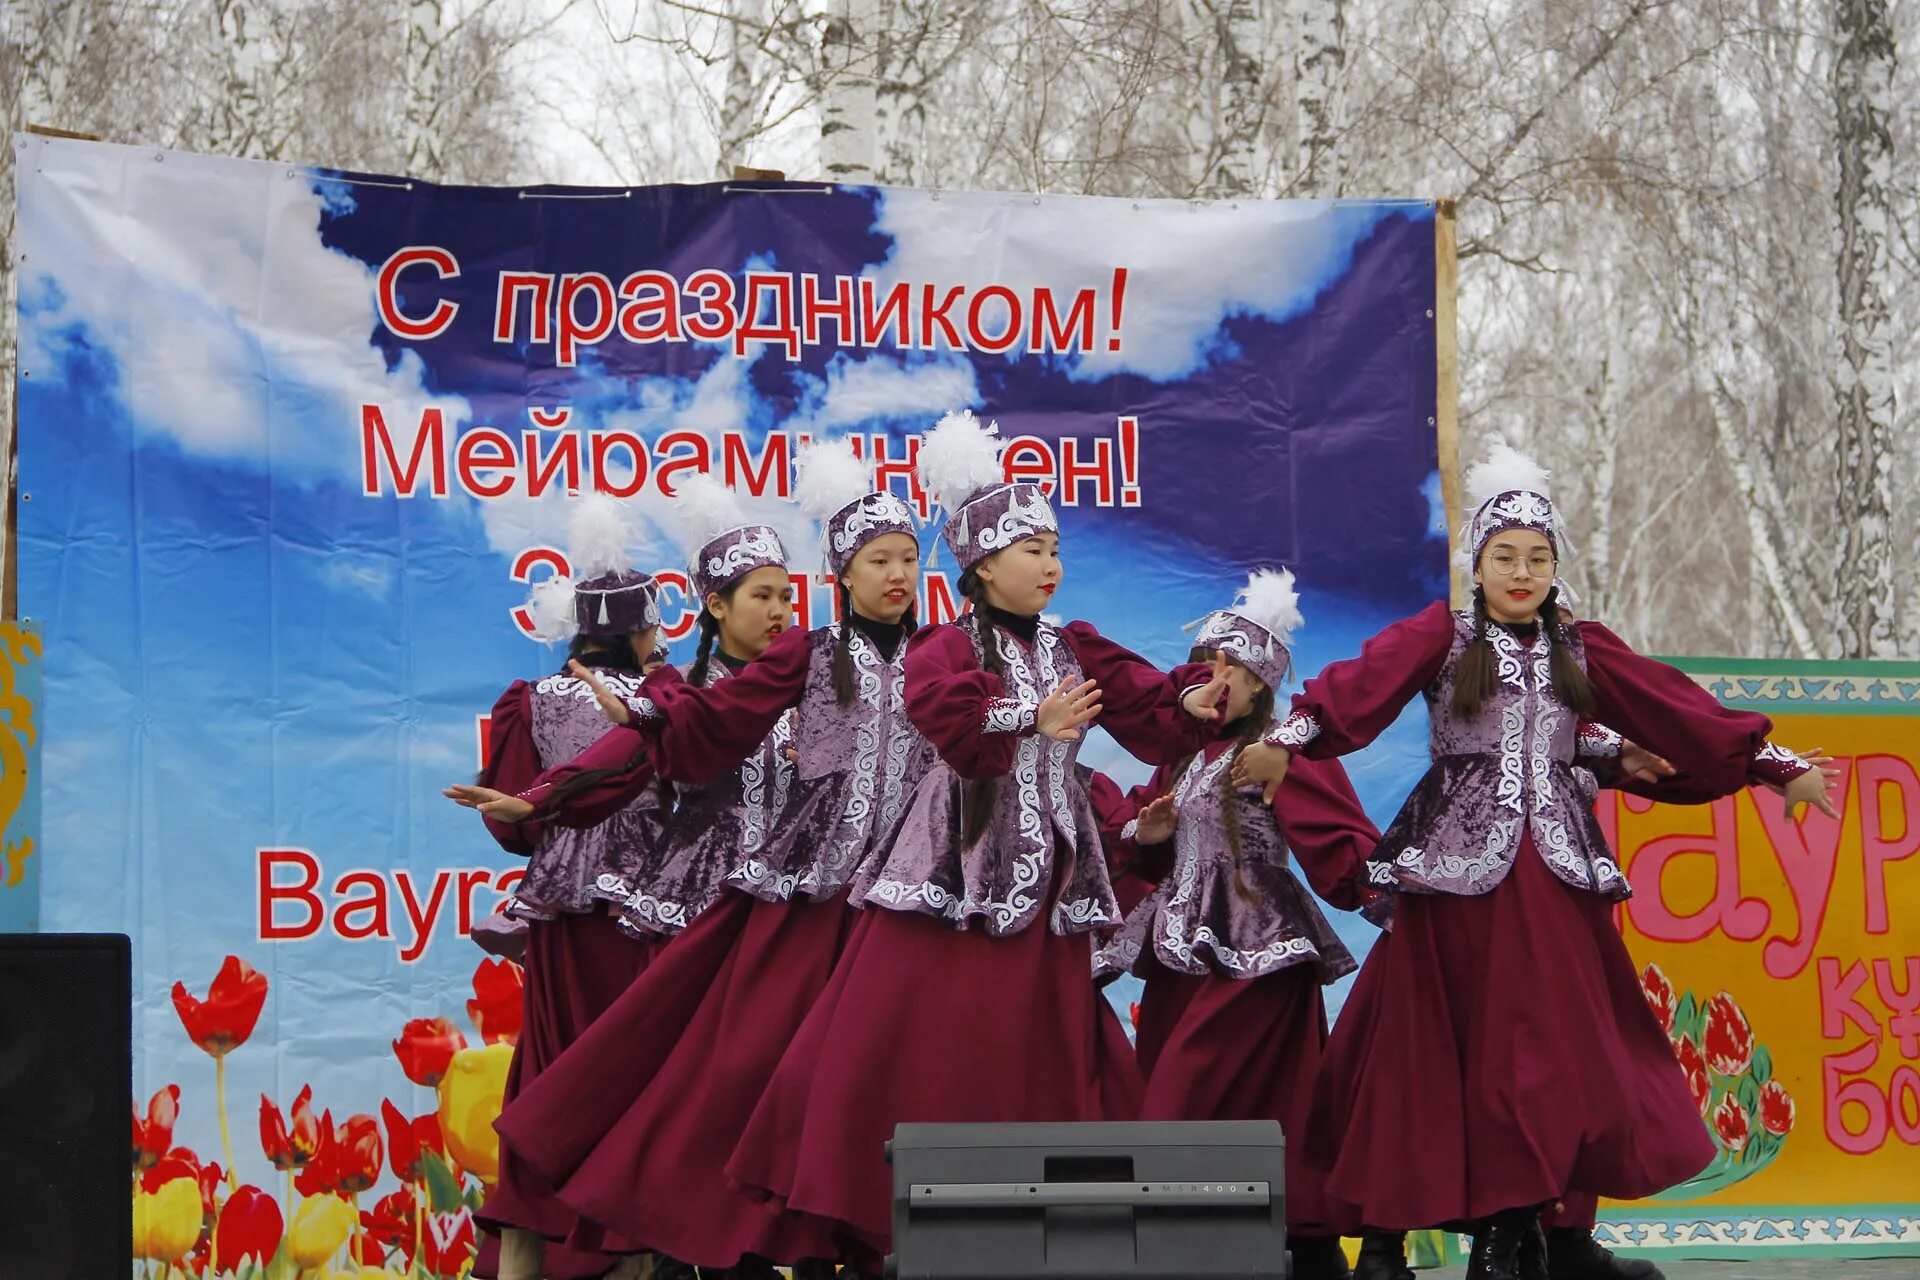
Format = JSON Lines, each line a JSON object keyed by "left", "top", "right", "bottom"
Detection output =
{"left": 1484, "top": 552, "right": 1556, "bottom": 578}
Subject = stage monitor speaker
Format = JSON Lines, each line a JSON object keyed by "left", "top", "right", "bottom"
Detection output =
{"left": 0, "top": 933, "right": 133, "bottom": 1280}
{"left": 885, "top": 1120, "right": 1287, "bottom": 1280}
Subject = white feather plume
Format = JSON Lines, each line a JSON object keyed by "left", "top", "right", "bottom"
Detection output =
{"left": 914, "top": 408, "right": 1004, "bottom": 513}
{"left": 667, "top": 471, "right": 749, "bottom": 554}
{"left": 1463, "top": 441, "right": 1551, "bottom": 510}
{"left": 565, "top": 492, "right": 633, "bottom": 578}
{"left": 523, "top": 575, "right": 579, "bottom": 644}
{"left": 793, "top": 436, "right": 874, "bottom": 520}
{"left": 1232, "top": 568, "right": 1304, "bottom": 648}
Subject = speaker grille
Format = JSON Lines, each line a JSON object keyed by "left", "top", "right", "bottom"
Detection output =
{"left": 0, "top": 934, "right": 132, "bottom": 1280}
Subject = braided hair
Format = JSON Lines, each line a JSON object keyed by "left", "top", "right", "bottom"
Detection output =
{"left": 1160, "top": 647, "right": 1275, "bottom": 907}
{"left": 1451, "top": 583, "right": 1593, "bottom": 719}
{"left": 686, "top": 578, "right": 748, "bottom": 688}
{"left": 957, "top": 567, "right": 1004, "bottom": 848}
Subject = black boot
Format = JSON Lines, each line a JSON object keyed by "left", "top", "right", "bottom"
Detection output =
{"left": 1546, "top": 1227, "right": 1665, "bottom": 1280}
{"left": 653, "top": 1257, "right": 699, "bottom": 1280}
{"left": 1351, "top": 1231, "right": 1414, "bottom": 1280}
{"left": 1288, "top": 1233, "right": 1351, "bottom": 1280}
{"left": 791, "top": 1261, "right": 840, "bottom": 1280}
{"left": 1467, "top": 1210, "right": 1534, "bottom": 1280}
{"left": 1518, "top": 1215, "right": 1549, "bottom": 1280}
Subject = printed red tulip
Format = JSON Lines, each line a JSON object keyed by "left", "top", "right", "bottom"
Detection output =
{"left": 361, "top": 1188, "right": 418, "bottom": 1253}
{"left": 259, "top": 1084, "right": 321, "bottom": 1171}
{"left": 421, "top": 1208, "right": 478, "bottom": 1276}
{"left": 1639, "top": 964, "right": 1677, "bottom": 1034}
{"left": 467, "top": 958, "right": 525, "bottom": 1046}
{"left": 294, "top": 1110, "right": 341, "bottom": 1198}
{"left": 171, "top": 956, "right": 269, "bottom": 1058}
{"left": 1759, "top": 1079, "right": 1796, "bottom": 1135}
{"left": 381, "top": 1098, "right": 445, "bottom": 1183}
{"left": 141, "top": 1148, "right": 202, "bottom": 1196}
{"left": 1701, "top": 992, "right": 1755, "bottom": 1077}
{"left": 334, "top": 1113, "right": 384, "bottom": 1195}
{"left": 1711, "top": 1093, "right": 1752, "bottom": 1153}
{"left": 212, "top": 1185, "right": 284, "bottom": 1268}
{"left": 392, "top": 1017, "right": 468, "bottom": 1087}
{"left": 133, "top": 1084, "right": 181, "bottom": 1171}
{"left": 1673, "top": 1035, "right": 1711, "bottom": 1116}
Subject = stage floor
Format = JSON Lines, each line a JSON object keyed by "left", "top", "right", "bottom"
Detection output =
{"left": 1420, "top": 1262, "right": 1916, "bottom": 1278}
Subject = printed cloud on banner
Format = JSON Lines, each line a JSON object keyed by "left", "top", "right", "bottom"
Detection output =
{"left": 865, "top": 188, "right": 1404, "bottom": 382}
{"left": 16, "top": 142, "right": 466, "bottom": 479}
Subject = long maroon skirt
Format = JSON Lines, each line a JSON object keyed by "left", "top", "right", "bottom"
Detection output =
{"left": 1302, "top": 836, "right": 1714, "bottom": 1232}
{"left": 1134, "top": 957, "right": 1335, "bottom": 1233}
{"left": 727, "top": 904, "right": 1145, "bottom": 1259}
{"left": 474, "top": 911, "right": 661, "bottom": 1279}
{"left": 495, "top": 891, "right": 850, "bottom": 1268}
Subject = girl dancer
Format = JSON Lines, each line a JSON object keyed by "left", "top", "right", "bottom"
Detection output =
{"left": 726, "top": 409, "right": 1231, "bottom": 1267}
{"left": 1229, "top": 446, "right": 1833, "bottom": 1280}
{"left": 1094, "top": 569, "right": 1382, "bottom": 1280}
{"left": 446, "top": 497, "right": 667, "bottom": 1280}
{"left": 493, "top": 448, "right": 934, "bottom": 1280}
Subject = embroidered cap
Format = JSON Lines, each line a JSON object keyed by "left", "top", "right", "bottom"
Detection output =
{"left": 1190, "top": 568, "right": 1302, "bottom": 691}
{"left": 792, "top": 436, "right": 919, "bottom": 577}
{"left": 913, "top": 409, "right": 1057, "bottom": 572}
{"left": 1461, "top": 442, "right": 1563, "bottom": 565}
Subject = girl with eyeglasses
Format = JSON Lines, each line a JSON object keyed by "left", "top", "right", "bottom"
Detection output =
{"left": 1230, "top": 445, "right": 1834, "bottom": 1280}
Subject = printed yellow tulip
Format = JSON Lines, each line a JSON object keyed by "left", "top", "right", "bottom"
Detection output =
{"left": 286, "top": 1190, "right": 358, "bottom": 1268}
{"left": 436, "top": 1041, "right": 514, "bottom": 1182}
{"left": 132, "top": 1174, "right": 203, "bottom": 1261}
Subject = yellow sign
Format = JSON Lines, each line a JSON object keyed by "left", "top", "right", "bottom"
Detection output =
{"left": 1597, "top": 659, "right": 1920, "bottom": 1259}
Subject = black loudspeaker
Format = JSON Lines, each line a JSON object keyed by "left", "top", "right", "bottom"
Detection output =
{"left": 0, "top": 934, "right": 133, "bottom": 1280}
{"left": 886, "top": 1121, "right": 1288, "bottom": 1279}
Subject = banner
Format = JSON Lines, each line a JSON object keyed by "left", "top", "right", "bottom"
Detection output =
{"left": 1596, "top": 659, "right": 1920, "bottom": 1259}
{"left": 16, "top": 135, "right": 1444, "bottom": 1276}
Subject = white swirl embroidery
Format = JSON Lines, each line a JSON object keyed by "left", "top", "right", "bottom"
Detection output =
{"left": 876, "top": 662, "right": 912, "bottom": 838}
{"left": 1264, "top": 713, "right": 1320, "bottom": 749}
{"left": 1577, "top": 722, "right": 1624, "bottom": 759}
{"left": 983, "top": 698, "right": 1035, "bottom": 734}
{"left": 535, "top": 671, "right": 646, "bottom": 703}
{"left": 973, "top": 486, "right": 1059, "bottom": 554}
{"left": 1469, "top": 488, "right": 1556, "bottom": 555}
{"left": 830, "top": 493, "right": 916, "bottom": 555}
{"left": 700, "top": 525, "right": 786, "bottom": 590}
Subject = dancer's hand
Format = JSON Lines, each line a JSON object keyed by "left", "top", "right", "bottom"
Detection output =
{"left": 1135, "top": 794, "right": 1178, "bottom": 844}
{"left": 1181, "top": 653, "right": 1232, "bottom": 720}
{"left": 568, "top": 659, "right": 631, "bottom": 724}
{"left": 1778, "top": 757, "right": 1840, "bottom": 821}
{"left": 443, "top": 785, "right": 536, "bottom": 822}
{"left": 1036, "top": 678, "right": 1102, "bottom": 741}
{"left": 1230, "top": 740, "right": 1291, "bottom": 803}
{"left": 1619, "top": 739, "right": 1676, "bottom": 785}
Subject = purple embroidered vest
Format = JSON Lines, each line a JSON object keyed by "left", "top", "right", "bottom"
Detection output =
{"left": 734, "top": 624, "right": 938, "bottom": 901}
{"left": 1097, "top": 748, "right": 1354, "bottom": 980}
{"left": 852, "top": 615, "right": 1121, "bottom": 936}
{"left": 614, "top": 661, "right": 795, "bottom": 932}
{"left": 514, "top": 666, "right": 663, "bottom": 918}
{"left": 1370, "top": 614, "right": 1627, "bottom": 898}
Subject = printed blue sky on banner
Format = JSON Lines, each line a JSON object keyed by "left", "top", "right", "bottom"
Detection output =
{"left": 15, "top": 137, "right": 1443, "bottom": 1161}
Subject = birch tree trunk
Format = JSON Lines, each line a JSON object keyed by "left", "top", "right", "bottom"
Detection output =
{"left": 403, "top": 0, "right": 445, "bottom": 176}
{"left": 1290, "top": 0, "right": 1344, "bottom": 195}
{"left": 820, "top": 0, "right": 878, "bottom": 181}
{"left": 1831, "top": 0, "right": 1899, "bottom": 657}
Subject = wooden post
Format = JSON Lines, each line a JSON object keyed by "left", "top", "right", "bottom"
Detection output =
{"left": 731, "top": 165, "right": 786, "bottom": 182}
{"left": 1434, "top": 198, "right": 1463, "bottom": 607}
